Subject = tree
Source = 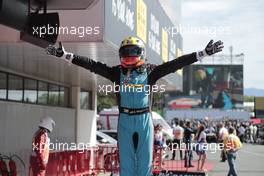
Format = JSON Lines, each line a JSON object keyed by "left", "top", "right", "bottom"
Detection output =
{"left": 97, "top": 92, "right": 117, "bottom": 112}
{"left": 244, "top": 96, "right": 254, "bottom": 102}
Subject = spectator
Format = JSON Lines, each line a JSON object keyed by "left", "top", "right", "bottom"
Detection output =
{"left": 224, "top": 127, "right": 242, "bottom": 176}
{"left": 237, "top": 125, "right": 246, "bottom": 143}
{"left": 171, "top": 118, "right": 178, "bottom": 129}
{"left": 172, "top": 120, "right": 184, "bottom": 160}
{"left": 154, "top": 124, "right": 166, "bottom": 148}
{"left": 218, "top": 122, "right": 228, "bottom": 162}
{"left": 244, "top": 122, "right": 250, "bottom": 143}
{"left": 184, "top": 120, "right": 194, "bottom": 168}
{"left": 206, "top": 124, "right": 216, "bottom": 134}
{"left": 97, "top": 120, "right": 103, "bottom": 130}
{"left": 253, "top": 125, "right": 258, "bottom": 143}
{"left": 196, "top": 124, "right": 207, "bottom": 171}
{"left": 249, "top": 123, "right": 254, "bottom": 143}
{"left": 206, "top": 123, "right": 217, "bottom": 143}
{"left": 154, "top": 124, "right": 168, "bottom": 165}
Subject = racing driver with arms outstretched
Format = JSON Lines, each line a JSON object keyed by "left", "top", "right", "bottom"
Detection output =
{"left": 46, "top": 37, "right": 223, "bottom": 176}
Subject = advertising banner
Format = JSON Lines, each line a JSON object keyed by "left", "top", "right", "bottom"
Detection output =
{"left": 255, "top": 97, "right": 264, "bottom": 118}
{"left": 182, "top": 65, "right": 243, "bottom": 109}
{"left": 104, "top": 0, "right": 182, "bottom": 64}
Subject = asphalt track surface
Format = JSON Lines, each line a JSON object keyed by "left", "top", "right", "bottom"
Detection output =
{"left": 207, "top": 143, "right": 264, "bottom": 176}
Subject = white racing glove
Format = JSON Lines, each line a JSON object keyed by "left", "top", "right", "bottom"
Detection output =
{"left": 46, "top": 42, "right": 74, "bottom": 64}
{"left": 196, "top": 40, "right": 224, "bottom": 61}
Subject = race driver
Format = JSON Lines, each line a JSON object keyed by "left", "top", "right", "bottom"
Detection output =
{"left": 46, "top": 37, "right": 223, "bottom": 176}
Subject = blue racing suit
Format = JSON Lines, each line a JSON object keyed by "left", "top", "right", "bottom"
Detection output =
{"left": 71, "top": 52, "right": 198, "bottom": 176}
{"left": 118, "top": 69, "right": 153, "bottom": 176}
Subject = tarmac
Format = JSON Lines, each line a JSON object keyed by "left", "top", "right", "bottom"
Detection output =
{"left": 208, "top": 143, "right": 264, "bottom": 176}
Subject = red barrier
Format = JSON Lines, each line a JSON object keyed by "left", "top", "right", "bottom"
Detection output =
{"left": 46, "top": 152, "right": 58, "bottom": 176}
{"left": 42, "top": 149, "right": 96, "bottom": 176}
{"left": 153, "top": 146, "right": 163, "bottom": 171}
{"left": 43, "top": 147, "right": 174, "bottom": 176}
{"left": 76, "top": 150, "right": 90, "bottom": 173}
{"left": 42, "top": 145, "right": 207, "bottom": 176}
{"left": 94, "top": 145, "right": 119, "bottom": 174}
{"left": 0, "top": 158, "right": 8, "bottom": 176}
{"left": 153, "top": 146, "right": 190, "bottom": 173}
{"left": 8, "top": 159, "right": 17, "bottom": 176}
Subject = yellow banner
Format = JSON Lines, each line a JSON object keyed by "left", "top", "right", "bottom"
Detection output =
{"left": 255, "top": 97, "right": 264, "bottom": 110}
{"left": 176, "top": 48, "right": 183, "bottom": 75}
{"left": 162, "top": 28, "right": 168, "bottom": 62}
{"left": 176, "top": 48, "right": 183, "bottom": 58}
{"left": 136, "top": 0, "right": 147, "bottom": 43}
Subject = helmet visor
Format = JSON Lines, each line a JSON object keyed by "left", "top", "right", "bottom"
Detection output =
{"left": 119, "top": 45, "right": 144, "bottom": 58}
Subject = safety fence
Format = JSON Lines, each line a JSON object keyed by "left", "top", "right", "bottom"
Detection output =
{"left": 29, "top": 145, "right": 119, "bottom": 176}
{"left": 153, "top": 146, "right": 193, "bottom": 174}
{"left": 0, "top": 154, "right": 26, "bottom": 176}
{"left": 29, "top": 145, "right": 206, "bottom": 176}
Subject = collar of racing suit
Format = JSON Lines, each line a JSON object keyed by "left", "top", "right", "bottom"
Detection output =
{"left": 121, "top": 64, "right": 147, "bottom": 75}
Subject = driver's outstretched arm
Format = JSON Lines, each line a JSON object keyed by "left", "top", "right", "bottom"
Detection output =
{"left": 149, "top": 40, "right": 224, "bottom": 84}
{"left": 46, "top": 42, "right": 119, "bottom": 82}
{"left": 149, "top": 52, "right": 197, "bottom": 84}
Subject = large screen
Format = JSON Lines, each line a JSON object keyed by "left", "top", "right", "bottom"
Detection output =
{"left": 182, "top": 65, "right": 243, "bottom": 109}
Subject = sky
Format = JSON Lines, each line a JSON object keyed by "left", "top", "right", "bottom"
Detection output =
{"left": 160, "top": 0, "right": 264, "bottom": 89}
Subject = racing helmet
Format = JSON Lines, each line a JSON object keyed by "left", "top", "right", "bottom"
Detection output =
{"left": 39, "top": 116, "right": 56, "bottom": 132}
{"left": 119, "top": 36, "right": 146, "bottom": 68}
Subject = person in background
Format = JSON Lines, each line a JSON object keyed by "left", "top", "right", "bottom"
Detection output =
{"left": 184, "top": 120, "right": 194, "bottom": 167}
{"left": 249, "top": 123, "right": 254, "bottom": 143}
{"left": 30, "top": 116, "right": 55, "bottom": 176}
{"left": 244, "top": 122, "right": 250, "bottom": 143}
{"left": 171, "top": 118, "right": 178, "bottom": 129}
{"left": 97, "top": 120, "right": 103, "bottom": 130}
{"left": 224, "top": 127, "right": 242, "bottom": 176}
{"left": 227, "top": 121, "right": 236, "bottom": 135}
{"left": 195, "top": 124, "right": 207, "bottom": 171}
{"left": 206, "top": 123, "right": 217, "bottom": 143}
{"left": 154, "top": 124, "right": 166, "bottom": 148}
{"left": 171, "top": 120, "right": 184, "bottom": 160}
{"left": 253, "top": 125, "right": 258, "bottom": 143}
{"left": 206, "top": 124, "right": 216, "bottom": 134}
{"left": 237, "top": 125, "right": 245, "bottom": 143}
{"left": 218, "top": 122, "right": 228, "bottom": 162}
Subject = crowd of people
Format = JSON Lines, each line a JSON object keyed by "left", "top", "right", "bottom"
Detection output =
{"left": 153, "top": 117, "right": 263, "bottom": 174}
